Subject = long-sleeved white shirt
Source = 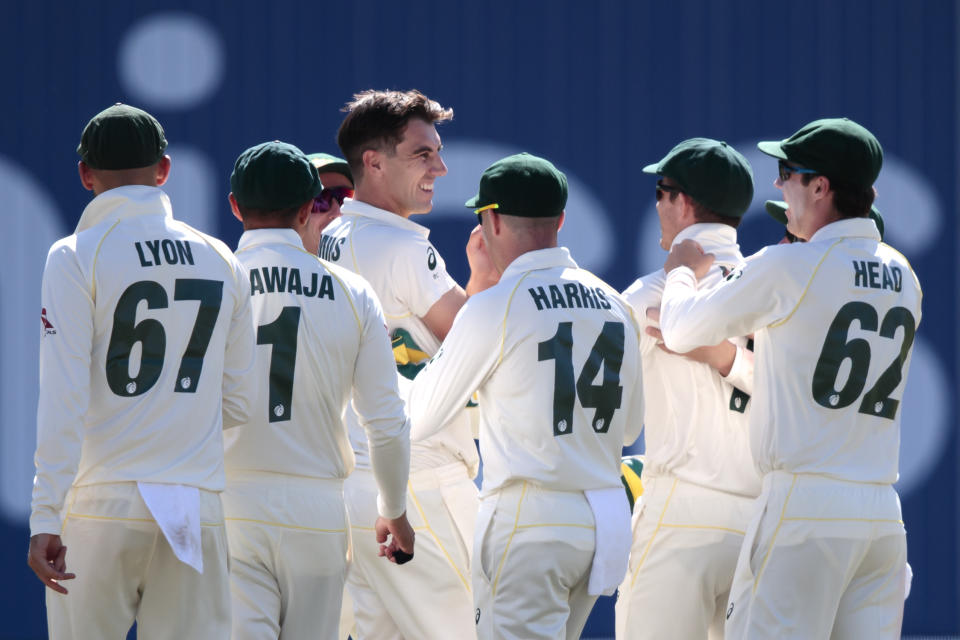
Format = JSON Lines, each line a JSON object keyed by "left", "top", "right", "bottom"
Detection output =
{"left": 661, "top": 218, "right": 922, "bottom": 484}
{"left": 31, "top": 186, "right": 255, "bottom": 536}
{"left": 320, "top": 200, "right": 478, "bottom": 476}
{"left": 227, "top": 228, "right": 409, "bottom": 518}
{"left": 408, "top": 247, "right": 644, "bottom": 496}
{"left": 622, "top": 224, "right": 760, "bottom": 497}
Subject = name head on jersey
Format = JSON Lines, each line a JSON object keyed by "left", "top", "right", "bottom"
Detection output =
{"left": 465, "top": 152, "right": 567, "bottom": 218}
{"left": 307, "top": 152, "right": 354, "bottom": 185}
{"left": 231, "top": 141, "right": 323, "bottom": 210}
{"left": 758, "top": 118, "right": 883, "bottom": 189}
{"left": 765, "top": 200, "right": 885, "bottom": 240}
{"left": 77, "top": 103, "right": 168, "bottom": 170}
{"left": 642, "top": 138, "right": 754, "bottom": 218}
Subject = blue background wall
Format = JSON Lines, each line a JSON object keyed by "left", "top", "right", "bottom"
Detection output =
{"left": 2, "top": 1, "right": 955, "bottom": 636}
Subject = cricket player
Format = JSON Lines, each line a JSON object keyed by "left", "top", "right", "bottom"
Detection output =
{"left": 616, "top": 139, "right": 761, "bottom": 640}
{"left": 301, "top": 152, "right": 354, "bottom": 255}
{"left": 408, "top": 152, "right": 645, "bottom": 639}
{"left": 222, "top": 141, "right": 414, "bottom": 639}
{"left": 659, "top": 118, "right": 920, "bottom": 639}
{"left": 28, "top": 103, "right": 256, "bottom": 639}
{"left": 320, "top": 89, "right": 496, "bottom": 639}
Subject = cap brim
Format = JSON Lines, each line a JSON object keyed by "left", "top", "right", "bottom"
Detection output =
{"left": 757, "top": 140, "right": 789, "bottom": 161}
{"left": 464, "top": 195, "right": 480, "bottom": 208}
{"left": 764, "top": 200, "right": 788, "bottom": 224}
{"left": 641, "top": 163, "right": 661, "bottom": 174}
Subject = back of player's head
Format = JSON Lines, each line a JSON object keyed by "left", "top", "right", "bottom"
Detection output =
{"left": 465, "top": 152, "right": 568, "bottom": 219}
{"left": 231, "top": 141, "right": 323, "bottom": 220}
{"left": 77, "top": 103, "right": 167, "bottom": 170}
{"left": 643, "top": 138, "right": 754, "bottom": 220}
{"left": 337, "top": 89, "right": 453, "bottom": 178}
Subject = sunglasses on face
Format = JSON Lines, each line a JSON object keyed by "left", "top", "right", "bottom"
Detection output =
{"left": 777, "top": 161, "right": 818, "bottom": 183}
{"left": 655, "top": 180, "right": 683, "bottom": 201}
{"left": 311, "top": 186, "right": 354, "bottom": 213}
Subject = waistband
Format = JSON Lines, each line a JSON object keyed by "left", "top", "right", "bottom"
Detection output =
{"left": 225, "top": 469, "right": 344, "bottom": 489}
{"left": 409, "top": 460, "right": 474, "bottom": 489}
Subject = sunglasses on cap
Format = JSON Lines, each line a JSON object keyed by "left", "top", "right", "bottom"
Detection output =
{"left": 777, "top": 161, "right": 818, "bottom": 183}
{"left": 475, "top": 203, "right": 498, "bottom": 225}
{"left": 311, "top": 186, "right": 354, "bottom": 213}
{"left": 655, "top": 180, "right": 683, "bottom": 201}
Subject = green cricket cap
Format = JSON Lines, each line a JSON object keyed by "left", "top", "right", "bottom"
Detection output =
{"left": 231, "top": 141, "right": 323, "bottom": 210}
{"left": 757, "top": 118, "right": 883, "bottom": 189}
{"left": 77, "top": 103, "right": 168, "bottom": 170}
{"left": 642, "top": 138, "right": 754, "bottom": 217}
{"left": 764, "top": 199, "right": 885, "bottom": 240}
{"left": 465, "top": 152, "right": 568, "bottom": 218}
{"left": 307, "top": 152, "right": 353, "bottom": 185}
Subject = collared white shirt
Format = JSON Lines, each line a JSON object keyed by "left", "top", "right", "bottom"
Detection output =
{"left": 31, "top": 186, "right": 255, "bottom": 536}
{"left": 408, "top": 247, "right": 644, "bottom": 496}
{"left": 661, "top": 218, "right": 923, "bottom": 484}
{"left": 321, "top": 199, "right": 477, "bottom": 475}
{"left": 623, "top": 223, "right": 760, "bottom": 496}
{"left": 228, "top": 228, "right": 409, "bottom": 517}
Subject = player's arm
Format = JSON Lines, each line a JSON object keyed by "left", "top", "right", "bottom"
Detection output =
{"left": 660, "top": 241, "right": 792, "bottom": 353}
{"left": 420, "top": 285, "right": 466, "bottom": 342}
{"left": 29, "top": 241, "right": 89, "bottom": 591}
{"left": 408, "top": 297, "right": 499, "bottom": 442}
{"left": 622, "top": 309, "right": 645, "bottom": 447}
{"left": 221, "top": 259, "right": 256, "bottom": 429}
{"left": 351, "top": 282, "right": 411, "bottom": 517}
{"left": 419, "top": 227, "right": 500, "bottom": 341}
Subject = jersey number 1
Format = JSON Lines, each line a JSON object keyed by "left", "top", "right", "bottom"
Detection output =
{"left": 538, "top": 321, "right": 625, "bottom": 436}
{"left": 257, "top": 306, "right": 301, "bottom": 423}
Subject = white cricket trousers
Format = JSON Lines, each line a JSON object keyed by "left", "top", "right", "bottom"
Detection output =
{"left": 725, "top": 471, "right": 906, "bottom": 639}
{"left": 344, "top": 462, "right": 478, "bottom": 640}
{"left": 474, "top": 481, "right": 598, "bottom": 640}
{"left": 46, "top": 482, "right": 230, "bottom": 640}
{"left": 615, "top": 474, "right": 756, "bottom": 640}
{"left": 223, "top": 471, "right": 348, "bottom": 640}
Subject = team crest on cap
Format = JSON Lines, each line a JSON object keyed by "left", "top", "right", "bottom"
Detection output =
{"left": 41, "top": 308, "right": 57, "bottom": 336}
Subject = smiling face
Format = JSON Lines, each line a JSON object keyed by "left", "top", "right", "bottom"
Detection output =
{"left": 378, "top": 118, "right": 448, "bottom": 217}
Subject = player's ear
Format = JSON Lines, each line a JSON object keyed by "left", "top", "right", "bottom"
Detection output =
{"left": 362, "top": 149, "right": 382, "bottom": 177}
{"left": 296, "top": 199, "right": 313, "bottom": 226}
{"left": 228, "top": 193, "right": 243, "bottom": 222}
{"left": 557, "top": 210, "right": 565, "bottom": 232}
{"left": 155, "top": 155, "right": 172, "bottom": 186}
{"left": 78, "top": 161, "right": 95, "bottom": 192}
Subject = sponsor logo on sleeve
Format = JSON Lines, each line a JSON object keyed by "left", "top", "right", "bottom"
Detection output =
{"left": 41, "top": 308, "right": 56, "bottom": 336}
{"left": 427, "top": 247, "right": 437, "bottom": 271}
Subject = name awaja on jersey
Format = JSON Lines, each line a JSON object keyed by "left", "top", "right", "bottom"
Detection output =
{"left": 249, "top": 266, "right": 336, "bottom": 299}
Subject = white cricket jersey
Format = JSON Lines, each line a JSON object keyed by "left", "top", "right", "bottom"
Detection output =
{"left": 623, "top": 224, "right": 760, "bottom": 497}
{"left": 407, "top": 247, "right": 644, "bottom": 496}
{"left": 320, "top": 199, "right": 478, "bottom": 475}
{"left": 227, "top": 228, "right": 409, "bottom": 518}
{"left": 661, "top": 218, "right": 922, "bottom": 484}
{"left": 31, "top": 186, "right": 255, "bottom": 536}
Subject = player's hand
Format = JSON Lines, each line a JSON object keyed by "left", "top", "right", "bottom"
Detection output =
{"left": 664, "top": 239, "right": 714, "bottom": 278}
{"left": 645, "top": 308, "right": 736, "bottom": 376}
{"left": 27, "top": 533, "right": 76, "bottom": 594}
{"left": 375, "top": 512, "right": 415, "bottom": 564}
{"left": 465, "top": 225, "right": 500, "bottom": 296}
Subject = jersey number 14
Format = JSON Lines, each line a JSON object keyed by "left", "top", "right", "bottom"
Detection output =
{"left": 538, "top": 321, "right": 625, "bottom": 436}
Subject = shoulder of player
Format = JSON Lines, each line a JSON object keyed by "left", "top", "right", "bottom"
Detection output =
{"left": 622, "top": 269, "right": 665, "bottom": 312}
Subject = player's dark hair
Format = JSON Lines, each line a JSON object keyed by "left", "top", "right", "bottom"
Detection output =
{"left": 235, "top": 202, "right": 304, "bottom": 225}
{"left": 337, "top": 90, "right": 453, "bottom": 180}
{"left": 801, "top": 173, "right": 874, "bottom": 219}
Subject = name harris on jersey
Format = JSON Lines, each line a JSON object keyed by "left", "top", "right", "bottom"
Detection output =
{"left": 527, "top": 283, "right": 612, "bottom": 311}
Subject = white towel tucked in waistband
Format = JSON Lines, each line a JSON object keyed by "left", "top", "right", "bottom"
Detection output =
{"left": 138, "top": 482, "right": 203, "bottom": 573}
{"left": 585, "top": 487, "right": 631, "bottom": 596}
